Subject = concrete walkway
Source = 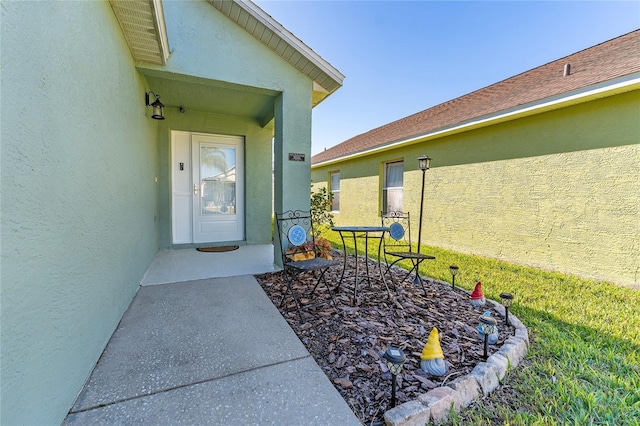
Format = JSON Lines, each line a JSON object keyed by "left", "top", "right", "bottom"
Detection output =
{"left": 64, "top": 247, "right": 361, "bottom": 425}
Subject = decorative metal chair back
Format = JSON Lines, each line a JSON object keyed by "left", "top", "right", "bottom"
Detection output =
{"left": 381, "top": 211, "right": 414, "bottom": 253}
{"left": 274, "top": 210, "right": 339, "bottom": 323}
{"left": 275, "top": 210, "right": 317, "bottom": 264}
{"left": 380, "top": 210, "right": 434, "bottom": 295}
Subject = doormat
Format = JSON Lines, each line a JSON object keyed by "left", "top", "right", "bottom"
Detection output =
{"left": 196, "top": 246, "right": 239, "bottom": 253}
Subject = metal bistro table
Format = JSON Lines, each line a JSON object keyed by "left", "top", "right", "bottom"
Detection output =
{"left": 332, "top": 226, "right": 392, "bottom": 302}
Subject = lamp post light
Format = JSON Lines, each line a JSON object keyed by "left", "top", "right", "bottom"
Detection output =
{"left": 416, "top": 155, "right": 431, "bottom": 255}
{"left": 449, "top": 265, "right": 459, "bottom": 290}
{"left": 383, "top": 347, "right": 406, "bottom": 408}
{"left": 500, "top": 292, "right": 514, "bottom": 329}
{"left": 414, "top": 155, "right": 431, "bottom": 285}
{"left": 478, "top": 315, "right": 497, "bottom": 360}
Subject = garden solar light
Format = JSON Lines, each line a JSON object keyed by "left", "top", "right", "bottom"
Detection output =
{"left": 478, "top": 314, "right": 497, "bottom": 360}
{"left": 500, "top": 292, "right": 514, "bottom": 327}
{"left": 383, "top": 347, "right": 406, "bottom": 408}
{"left": 145, "top": 91, "right": 165, "bottom": 120}
{"left": 449, "top": 264, "right": 459, "bottom": 289}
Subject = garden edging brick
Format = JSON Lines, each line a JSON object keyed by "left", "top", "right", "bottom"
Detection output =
{"left": 384, "top": 288, "right": 529, "bottom": 426}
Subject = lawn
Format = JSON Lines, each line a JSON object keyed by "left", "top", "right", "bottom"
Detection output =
{"left": 321, "top": 229, "right": 640, "bottom": 425}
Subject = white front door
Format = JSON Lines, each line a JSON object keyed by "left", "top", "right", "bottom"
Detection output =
{"left": 171, "top": 132, "right": 245, "bottom": 244}
{"left": 191, "top": 134, "right": 244, "bottom": 243}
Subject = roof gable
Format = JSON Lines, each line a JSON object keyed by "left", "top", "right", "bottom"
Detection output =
{"left": 110, "top": 0, "right": 344, "bottom": 106}
{"left": 312, "top": 30, "right": 640, "bottom": 165}
{"left": 208, "top": 0, "right": 344, "bottom": 106}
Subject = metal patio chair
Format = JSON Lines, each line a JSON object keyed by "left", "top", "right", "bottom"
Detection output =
{"left": 381, "top": 211, "right": 435, "bottom": 296}
{"left": 275, "top": 210, "right": 340, "bottom": 322}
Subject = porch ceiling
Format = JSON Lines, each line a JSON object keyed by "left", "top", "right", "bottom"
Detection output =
{"left": 143, "top": 72, "right": 279, "bottom": 126}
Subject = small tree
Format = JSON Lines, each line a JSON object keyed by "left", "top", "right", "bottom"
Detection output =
{"left": 310, "top": 185, "right": 334, "bottom": 259}
{"left": 310, "top": 184, "right": 334, "bottom": 235}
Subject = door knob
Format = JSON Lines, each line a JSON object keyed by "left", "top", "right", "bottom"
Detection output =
{"left": 194, "top": 183, "right": 198, "bottom": 195}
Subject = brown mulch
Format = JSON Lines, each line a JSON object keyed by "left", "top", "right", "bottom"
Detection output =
{"left": 255, "top": 249, "right": 514, "bottom": 425}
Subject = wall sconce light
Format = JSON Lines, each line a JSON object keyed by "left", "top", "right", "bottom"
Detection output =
{"left": 145, "top": 91, "right": 165, "bottom": 120}
{"left": 478, "top": 314, "right": 497, "bottom": 360}
{"left": 500, "top": 292, "right": 514, "bottom": 329}
{"left": 449, "top": 264, "right": 459, "bottom": 289}
{"left": 383, "top": 347, "right": 406, "bottom": 408}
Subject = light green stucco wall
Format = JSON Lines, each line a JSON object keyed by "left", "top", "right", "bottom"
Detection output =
{"left": 1, "top": 2, "right": 159, "bottom": 424}
{"left": 152, "top": 0, "right": 314, "bottom": 247}
{"left": 313, "top": 91, "right": 640, "bottom": 287}
{"left": 161, "top": 1, "right": 305, "bottom": 95}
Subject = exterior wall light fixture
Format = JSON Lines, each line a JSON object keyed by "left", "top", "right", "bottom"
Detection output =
{"left": 145, "top": 91, "right": 165, "bottom": 120}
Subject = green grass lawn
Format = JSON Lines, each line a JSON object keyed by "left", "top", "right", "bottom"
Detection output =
{"left": 322, "top": 230, "right": 640, "bottom": 425}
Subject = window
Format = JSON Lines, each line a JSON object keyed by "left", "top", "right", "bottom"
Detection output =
{"left": 330, "top": 171, "right": 340, "bottom": 212}
{"left": 383, "top": 161, "right": 403, "bottom": 212}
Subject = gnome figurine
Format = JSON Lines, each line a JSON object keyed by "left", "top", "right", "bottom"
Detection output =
{"left": 420, "top": 328, "right": 447, "bottom": 376}
{"left": 477, "top": 311, "right": 499, "bottom": 344}
{"left": 469, "top": 281, "right": 486, "bottom": 307}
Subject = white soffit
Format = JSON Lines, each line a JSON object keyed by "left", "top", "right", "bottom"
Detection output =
{"left": 110, "top": 0, "right": 170, "bottom": 65}
{"left": 208, "top": 0, "right": 345, "bottom": 106}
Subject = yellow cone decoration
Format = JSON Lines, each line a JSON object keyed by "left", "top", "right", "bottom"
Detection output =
{"left": 421, "top": 328, "right": 444, "bottom": 360}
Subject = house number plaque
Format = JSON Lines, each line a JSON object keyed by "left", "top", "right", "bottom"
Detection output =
{"left": 288, "top": 153, "right": 305, "bottom": 162}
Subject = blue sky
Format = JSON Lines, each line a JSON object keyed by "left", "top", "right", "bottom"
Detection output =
{"left": 254, "top": 1, "right": 639, "bottom": 155}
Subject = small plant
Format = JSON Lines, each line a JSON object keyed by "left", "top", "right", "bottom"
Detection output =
{"left": 310, "top": 184, "right": 334, "bottom": 238}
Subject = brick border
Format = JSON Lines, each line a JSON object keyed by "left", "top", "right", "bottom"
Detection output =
{"left": 383, "top": 282, "right": 529, "bottom": 425}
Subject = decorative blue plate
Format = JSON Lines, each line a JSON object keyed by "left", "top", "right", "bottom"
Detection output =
{"left": 389, "top": 222, "right": 405, "bottom": 240}
{"left": 288, "top": 225, "right": 307, "bottom": 246}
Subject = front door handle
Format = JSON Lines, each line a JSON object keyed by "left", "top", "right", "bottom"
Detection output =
{"left": 194, "top": 183, "right": 198, "bottom": 195}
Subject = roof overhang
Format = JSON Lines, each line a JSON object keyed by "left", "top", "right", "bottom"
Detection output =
{"left": 312, "top": 73, "right": 640, "bottom": 168}
{"left": 109, "top": 0, "right": 170, "bottom": 65}
{"left": 110, "top": 0, "right": 344, "bottom": 107}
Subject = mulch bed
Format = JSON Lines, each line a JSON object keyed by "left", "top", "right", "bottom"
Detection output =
{"left": 255, "top": 249, "right": 513, "bottom": 425}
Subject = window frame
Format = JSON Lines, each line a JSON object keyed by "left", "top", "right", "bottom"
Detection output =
{"left": 329, "top": 170, "right": 340, "bottom": 212}
{"left": 382, "top": 160, "right": 404, "bottom": 213}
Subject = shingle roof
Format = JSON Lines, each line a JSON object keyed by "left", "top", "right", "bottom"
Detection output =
{"left": 311, "top": 30, "right": 640, "bottom": 165}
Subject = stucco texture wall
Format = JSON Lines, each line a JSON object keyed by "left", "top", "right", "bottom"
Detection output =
{"left": 1, "top": 2, "right": 159, "bottom": 424}
{"left": 161, "top": 0, "right": 307, "bottom": 96}
{"left": 312, "top": 92, "right": 639, "bottom": 286}
{"left": 152, "top": 1, "right": 314, "bottom": 246}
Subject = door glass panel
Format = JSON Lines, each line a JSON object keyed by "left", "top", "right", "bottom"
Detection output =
{"left": 200, "top": 145, "right": 236, "bottom": 215}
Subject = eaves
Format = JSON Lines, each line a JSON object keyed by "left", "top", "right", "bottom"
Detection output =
{"left": 312, "top": 72, "right": 640, "bottom": 169}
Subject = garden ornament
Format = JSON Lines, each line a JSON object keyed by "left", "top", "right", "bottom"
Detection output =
{"left": 469, "top": 281, "right": 486, "bottom": 307}
{"left": 420, "top": 328, "right": 447, "bottom": 376}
